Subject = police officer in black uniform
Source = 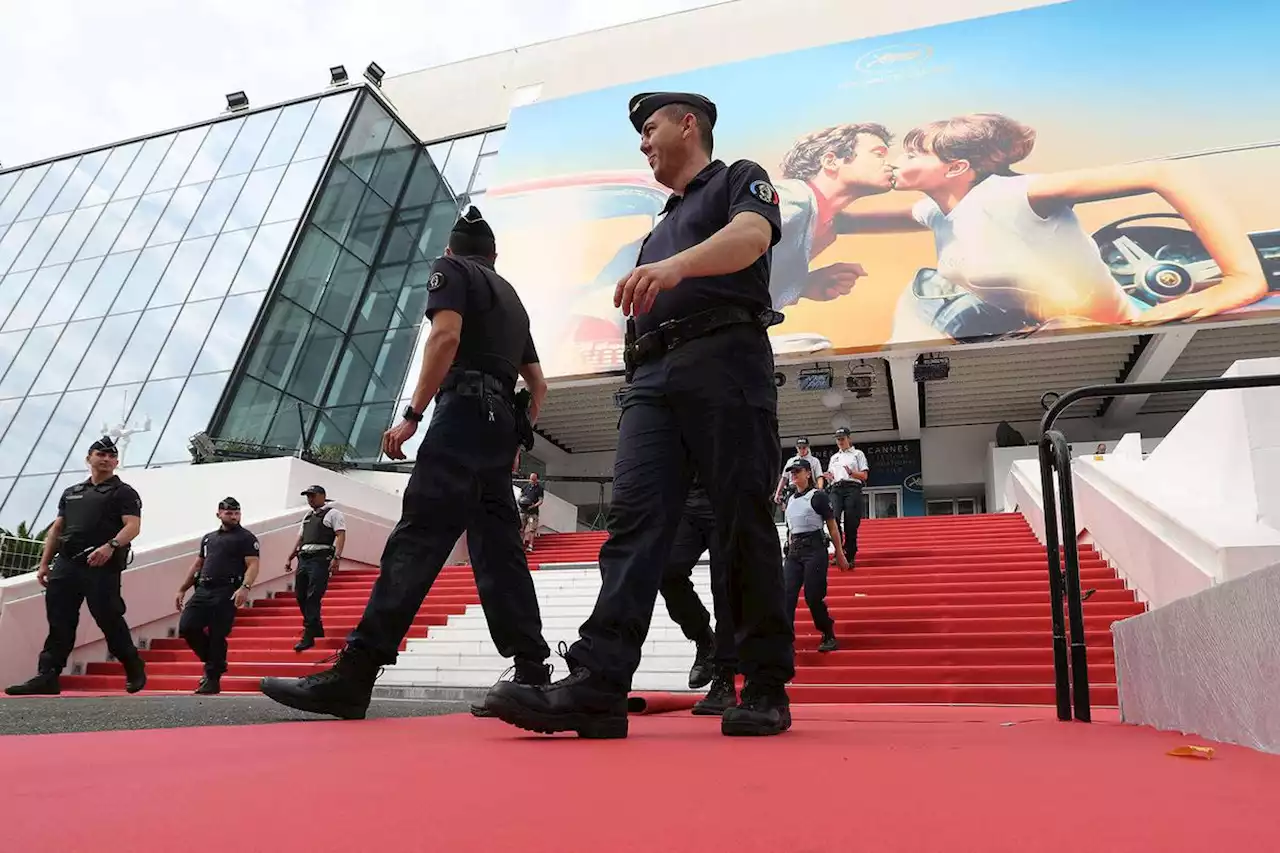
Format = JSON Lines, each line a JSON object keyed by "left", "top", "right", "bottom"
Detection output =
{"left": 659, "top": 476, "right": 738, "bottom": 714}
{"left": 258, "top": 207, "right": 553, "bottom": 720}
{"left": 5, "top": 437, "right": 146, "bottom": 696}
{"left": 489, "top": 91, "right": 795, "bottom": 739}
{"left": 782, "top": 459, "right": 848, "bottom": 652}
{"left": 174, "top": 497, "right": 260, "bottom": 694}
{"left": 285, "top": 485, "right": 347, "bottom": 652}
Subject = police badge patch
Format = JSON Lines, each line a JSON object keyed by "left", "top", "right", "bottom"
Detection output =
{"left": 749, "top": 180, "right": 778, "bottom": 205}
{"left": 428, "top": 272, "right": 445, "bottom": 291}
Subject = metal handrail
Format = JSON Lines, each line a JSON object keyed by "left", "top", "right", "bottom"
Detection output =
{"left": 1038, "top": 371, "right": 1280, "bottom": 722}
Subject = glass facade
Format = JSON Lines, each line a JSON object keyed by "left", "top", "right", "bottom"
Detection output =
{"left": 214, "top": 97, "right": 506, "bottom": 466}
{"left": 0, "top": 89, "right": 357, "bottom": 529}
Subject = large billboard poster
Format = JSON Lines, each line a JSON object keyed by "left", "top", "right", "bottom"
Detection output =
{"left": 485, "top": 0, "right": 1280, "bottom": 379}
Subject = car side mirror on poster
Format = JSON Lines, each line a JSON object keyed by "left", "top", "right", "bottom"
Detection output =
{"left": 911, "top": 267, "right": 964, "bottom": 300}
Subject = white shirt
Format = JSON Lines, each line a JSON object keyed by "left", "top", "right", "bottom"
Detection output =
{"left": 782, "top": 452, "right": 824, "bottom": 483}
{"left": 911, "top": 175, "right": 1137, "bottom": 325}
{"left": 827, "top": 448, "right": 868, "bottom": 485}
{"left": 772, "top": 178, "right": 822, "bottom": 309}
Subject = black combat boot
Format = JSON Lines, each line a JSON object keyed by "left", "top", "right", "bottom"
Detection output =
{"left": 294, "top": 633, "right": 315, "bottom": 653}
{"left": 487, "top": 666, "right": 629, "bottom": 739}
{"left": 692, "top": 669, "right": 737, "bottom": 716}
{"left": 194, "top": 674, "right": 221, "bottom": 695}
{"left": 123, "top": 657, "right": 147, "bottom": 694}
{"left": 818, "top": 631, "right": 839, "bottom": 653}
{"left": 687, "top": 628, "right": 716, "bottom": 689}
{"left": 721, "top": 681, "right": 792, "bottom": 737}
{"left": 471, "top": 660, "right": 552, "bottom": 718}
{"left": 4, "top": 671, "right": 61, "bottom": 696}
{"left": 259, "top": 647, "right": 379, "bottom": 720}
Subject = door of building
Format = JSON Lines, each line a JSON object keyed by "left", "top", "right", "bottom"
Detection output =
{"left": 862, "top": 487, "right": 903, "bottom": 519}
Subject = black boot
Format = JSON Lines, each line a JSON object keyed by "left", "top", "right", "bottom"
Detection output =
{"left": 194, "top": 674, "right": 221, "bottom": 695}
{"left": 818, "top": 630, "right": 839, "bottom": 653}
{"left": 487, "top": 667, "right": 629, "bottom": 739}
{"left": 687, "top": 628, "right": 716, "bottom": 689}
{"left": 4, "top": 671, "right": 60, "bottom": 696}
{"left": 692, "top": 669, "right": 737, "bottom": 716}
{"left": 259, "top": 647, "right": 379, "bottom": 720}
{"left": 294, "top": 634, "right": 315, "bottom": 653}
{"left": 721, "top": 681, "right": 792, "bottom": 737}
{"left": 123, "top": 657, "right": 147, "bottom": 694}
{"left": 472, "top": 660, "right": 552, "bottom": 718}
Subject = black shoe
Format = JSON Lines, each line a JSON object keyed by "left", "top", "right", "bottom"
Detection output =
{"left": 194, "top": 675, "right": 221, "bottom": 695}
{"left": 487, "top": 667, "right": 629, "bottom": 739}
{"left": 818, "top": 633, "right": 839, "bottom": 653}
{"left": 692, "top": 671, "right": 737, "bottom": 716}
{"left": 260, "top": 648, "right": 379, "bottom": 720}
{"left": 472, "top": 660, "right": 552, "bottom": 718}
{"left": 4, "top": 672, "right": 60, "bottom": 696}
{"left": 123, "top": 657, "right": 147, "bottom": 694}
{"left": 294, "top": 635, "right": 315, "bottom": 653}
{"left": 687, "top": 630, "right": 716, "bottom": 689}
{"left": 721, "top": 681, "right": 792, "bottom": 737}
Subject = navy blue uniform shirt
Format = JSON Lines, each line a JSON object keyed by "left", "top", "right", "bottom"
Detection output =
{"left": 634, "top": 159, "right": 784, "bottom": 337}
{"left": 199, "top": 525, "right": 260, "bottom": 583}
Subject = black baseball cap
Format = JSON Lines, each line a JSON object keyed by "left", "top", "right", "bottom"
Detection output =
{"left": 834, "top": 428, "right": 852, "bottom": 438}
{"left": 218, "top": 497, "right": 241, "bottom": 511}
{"left": 795, "top": 437, "right": 810, "bottom": 446}
{"left": 300, "top": 485, "right": 327, "bottom": 496}
{"left": 786, "top": 459, "right": 813, "bottom": 472}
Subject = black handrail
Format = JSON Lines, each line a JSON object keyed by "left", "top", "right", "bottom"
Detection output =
{"left": 1038, "top": 371, "right": 1280, "bottom": 723}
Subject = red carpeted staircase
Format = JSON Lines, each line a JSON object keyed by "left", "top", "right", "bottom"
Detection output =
{"left": 63, "top": 515, "right": 1138, "bottom": 705}
{"left": 788, "top": 513, "right": 1135, "bottom": 705}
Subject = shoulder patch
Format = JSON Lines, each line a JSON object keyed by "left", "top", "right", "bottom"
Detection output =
{"left": 428, "top": 271, "right": 446, "bottom": 291}
{"left": 749, "top": 180, "right": 779, "bottom": 205}
{"left": 252, "top": 539, "right": 260, "bottom": 551}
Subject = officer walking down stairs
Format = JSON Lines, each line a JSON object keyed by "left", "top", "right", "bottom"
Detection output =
{"left": 783, "top": 458, "right": 848, "bottom": 652}
{"left": 285, "top": 485, "right": 346, "bottom": 652}
{"left": 5, "top": 437, "right": 146, "bottom": 696}
{"left": 488, "top": 91, "right": 796, "bottom": 738}
{"left": 259, "top": 206, "right": 553, "bottom": 720}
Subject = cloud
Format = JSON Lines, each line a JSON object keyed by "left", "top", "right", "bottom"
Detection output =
{"left": 0, "top": 0, "right": 721, "bottom": 168}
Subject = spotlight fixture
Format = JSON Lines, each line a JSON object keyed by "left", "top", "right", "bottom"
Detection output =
{"left": 225, "top": 91, "right": 249, "bottom": 112}
{"left": 364, "top": 61, "right": 385, "bottom": 87}
{"left": 329, "top": 65, "right": 349, "bottom": 86}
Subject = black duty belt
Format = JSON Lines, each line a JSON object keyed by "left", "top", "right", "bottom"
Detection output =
{"left": 198, "top": 577, "right": 241, "bottom": 589}
{"left": 439, "top": 370, "right": 513, "bottom": 400}
{"left": 624, "top": 306, "right": 784, "bottom": 381}
{"left": 789, "top": 530, "right": 826, "bottom": 545}
{"left": 831, "top": 480, "right": 864, "bottom": 489}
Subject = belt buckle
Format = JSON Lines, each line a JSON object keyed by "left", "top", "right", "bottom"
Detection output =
{"left": 658, "top": 318, "right": 683, "bottom": 351}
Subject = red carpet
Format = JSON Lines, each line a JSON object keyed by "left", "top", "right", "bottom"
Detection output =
{"left": 4, "top": 706, "right": 1277, "bottom": 852}
{"left": 66, "top": 515, "right": 1137, "bottom": 705}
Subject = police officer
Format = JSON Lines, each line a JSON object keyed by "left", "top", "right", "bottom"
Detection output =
{"left": 826, "top": 427, "right": 869, "bottom": 568}
{"left": 775, "top": 437, "right": 824, "bottom": 505}
{"left": 175, "top": 497, "right": 260, "bottom": 695}
{"left": 783, "top": 459, "right": 848, "bottom": 652}
{"left": 488, "top": 91, "right": 795, "bottom": 739}
{"left": 658, "top": 475, "right": 737, "bottom": 706}
{"left": 285, "top": 485, "right": 347, "bottom": 652}
{"left": 258, "top": 207, "right": 553, "bottom": 720}
{"left": 4, "top": 437, "right": 146, "bottom": 696}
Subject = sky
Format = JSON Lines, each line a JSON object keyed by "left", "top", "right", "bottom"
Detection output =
{"left": 0, "top": 0, "right": 724, "bottom": 169}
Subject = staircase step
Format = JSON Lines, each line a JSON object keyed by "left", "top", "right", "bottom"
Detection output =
{"left": 790, "top": 663, "right": 1117, "bottom": 685}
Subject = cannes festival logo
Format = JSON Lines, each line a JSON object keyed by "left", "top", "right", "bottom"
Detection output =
{"left": 844, "top": 43, "right": 945, "bottom": 88}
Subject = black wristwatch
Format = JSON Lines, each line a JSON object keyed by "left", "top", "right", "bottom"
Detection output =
{"left": 402, "top": 405, "right": 423, "bottom": 423}
{"left": 108, "top": 538, "right": 121, "bottom": 549}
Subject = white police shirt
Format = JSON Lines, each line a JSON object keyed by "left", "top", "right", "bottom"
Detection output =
{"left": 827, "top": 448, "right": 868, "bottom": 485}
{"left": 782, "top": 452, "right": 823, "bottom": 483}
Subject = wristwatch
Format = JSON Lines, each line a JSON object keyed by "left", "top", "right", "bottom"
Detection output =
{"left": 108, "top": 538, "right": 121, "bottom": 549}
{"left": 402, "top": 404, "right": 423, "bottom": 423}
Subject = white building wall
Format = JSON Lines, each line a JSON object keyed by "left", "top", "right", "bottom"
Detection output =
{"left": 381, "top": 0, "right": 1060, "bottom": 143}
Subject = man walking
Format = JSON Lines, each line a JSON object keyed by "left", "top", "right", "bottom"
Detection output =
{"left": 285, "top": 486, "right": 346, "bottom": 652}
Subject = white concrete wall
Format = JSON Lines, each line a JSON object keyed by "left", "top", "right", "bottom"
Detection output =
{"left": 1004, "top": 358, "right": 1280, "bottom": 610}
{"left": 382, "top": 0, "right": 1059, "bottom": 143}
{"left": 988, "top": 437, "right": 1163, "bottom": 513}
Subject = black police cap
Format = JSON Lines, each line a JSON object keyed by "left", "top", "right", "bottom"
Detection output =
{"left": 795, "top": 437, "right": 810, "bottom": 446}
{"left": 451, "top": 205, "right": 495, "bottom": 242}
{"left": 219, "top": 497, "right": 241, "bottom": 511}
{"left": 88, "top": 436, "right": 119, "bottom": 456}
{"left": 834, "top": 428, "right": 852, "bottom": 438}
{"left": 628, "top": 92, "right": 718, "bottom": 133}
{"left": 786, "top": 458, "right": 813, "bottom": 472}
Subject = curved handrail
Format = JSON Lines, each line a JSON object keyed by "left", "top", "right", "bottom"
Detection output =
{"left": 1038, "top": 370, "right": 1280, "bottom": 722}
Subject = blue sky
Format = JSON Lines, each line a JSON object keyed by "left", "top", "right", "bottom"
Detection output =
{"left": 494, "top": 0, "right": 1280, "bottom": 184}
